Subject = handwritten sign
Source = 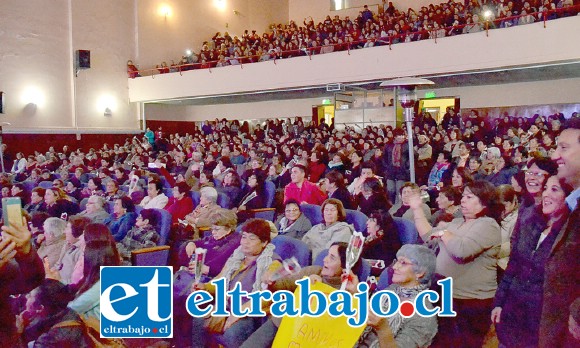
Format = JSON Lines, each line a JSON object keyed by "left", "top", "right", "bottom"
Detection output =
{"left": 272, "top": 282, "right": 366, "bottom": 348}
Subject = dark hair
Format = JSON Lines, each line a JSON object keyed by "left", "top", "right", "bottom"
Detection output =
{"left": 30, "top": 211, "right": 50, "bottom": 230}
{"left": 32, "top": 279, "right": 73, "bottom": 314}
{"left": 453, "top": 166, "right": 473, "bottom": 187}
{"left": 117, "top": 196, "right": 135, "bottom": 212}
{"left": 148, "top": 179, "right": 163, "bottom": 194}
{"left": 68, "top": 216, "right": 91, "bottom": 238}
{"left": 527, "top": 156, "right": 558, "bottom": 176}
{"left": 32, "top": 187, "right": 46, "bottom": 197}
{"left": 439, "top": 186, "right": 462, "bottom": 206}
{"left": 441, "top": 151, "right": 453, "bottom": 163}
{"left": 219, "top": 156, "right": 233, "bottom": 169}
{"left": 140, "top": 208, "right": 160, "bottom": 226}
{"left": 330, "top": 241, "right": 361, "bottom": 274}
{"left": 360, "top": 161, "right": 377, "bottom": 173}
{"left": 89, "top": 177, "right": 103, "bottom": 190}
{"left": 497, "top": 184, "right": 518, "bottom": 207}
{"left": 464, "top": 180, "right": 501, "bottom": 222}
{"left": 76, "top": 223, "right": 120, "bottom": 296}
{"left": 325, "top": 170, "right": 346, "bottom": 189}
{"left": 240, "top": 218, "right": 272, "bottom": 243}
{"left": 175, "top": 182, "right": 191, "bottom": 195}
{"left": 284, "top": 199, "right": 301, "bottom": 210}
{"left": 292, "top": 163, "right": 308, "bottom": 175}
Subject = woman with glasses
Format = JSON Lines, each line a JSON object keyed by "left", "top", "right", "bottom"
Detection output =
{"left": 492, "top": 175, "right": 572, "bottom": 348}
{"left": 355, "top": 245, "right": 438, "bottom": 348}
{"left": 302, "top": 198, "right": 354, "bottom": 261}
{"left": 275, "top": 199, "right": 312, "bottom": 239}
{"left": 188, "top": 219, "right": 281, "bottom": 348}
{"left": 173, "top": 209, "right": 243, "bottom": 348}
{"left": 409, "top": 180, "right": 502, "bottom": 348}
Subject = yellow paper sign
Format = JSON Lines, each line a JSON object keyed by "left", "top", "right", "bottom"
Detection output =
{"left": 272, "top": 281, "right": 366, "bottom": 348}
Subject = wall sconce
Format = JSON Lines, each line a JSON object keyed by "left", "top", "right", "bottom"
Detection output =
{"left": 98, "top": 95, "right": 116, "bottom": 116}
{"left": 233, "top": 10, "right": 240, "bottom": 15}
{"left": 21, "top": 87, "right": 45, "bottom": 108}
{"left": 158, "top": 5, "right": 172, "bottom": 18}
{"left": 214, "top": 0, "right": 226, "bottom": 11}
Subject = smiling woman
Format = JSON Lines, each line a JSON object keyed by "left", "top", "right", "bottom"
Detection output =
{"left": 493, "top": 175, "right": 573, "bottom": 347}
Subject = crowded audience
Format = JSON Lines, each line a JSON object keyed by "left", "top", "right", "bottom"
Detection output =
{"left": 131, "top": 0, "right": 579, "bottom": 75}
{"left": 0, "top": 109, "right": 578, "bottom": 347}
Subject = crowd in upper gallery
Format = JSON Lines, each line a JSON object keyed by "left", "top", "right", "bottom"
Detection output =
{"left": 126, "top": 0, "right": 580, "bottom": 76}
{"left": 1, "top": 108, "right": 579, "bottom": 347}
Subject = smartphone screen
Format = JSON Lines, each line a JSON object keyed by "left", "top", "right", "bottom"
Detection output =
{"left": 2, "top": 197, "right": 24, "bottom": 227}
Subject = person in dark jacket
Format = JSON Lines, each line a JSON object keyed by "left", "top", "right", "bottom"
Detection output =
{"left": 323, "top": 170, "right": 354, "bottom": 210}
{"left": 492, "top": 175, "right": 572, "bottom": 347}
{"left": 383, "top": 128, "right": 410, "bottom": 204}
{"left": 361, "top": 209, "right": 401, "bottom": 269}
{"left": 19, "top": 279, "right": 92, "bottom": 347}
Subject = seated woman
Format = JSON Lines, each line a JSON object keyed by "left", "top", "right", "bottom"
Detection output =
{"left": 116, "top": 209, "right": 161, "bottom": 265}
{"left": 68, "top": 223, "right": 121, "bottom": 320}
{"left": 389, "top": 183, "right": 432, "bottom": 223}
{"left": 217, "top": 170, "right": 243, "bottom": 208}
{"left": 431, "top": 186, "right": 463, "bottom": 223}
{"left": 104, "top": 196, "right": 137, "bottom": 242}
{"left": 103, "top": 179, "right": 126, "bottom": 202}
{"left": 354, "top": 177, "right": 392, "bottom": 216}
{"left": 361, "top": 210, "right": 401, "bottom": 269}
{"left": 173, "top": 209, "right": 243, "bottom": 347}
{"left": 178, "top": 208, "right": 242, "bottom": 278}
{"left": 64, "top": 180, "right": 82, "bottom": 202}
{"left": 188, "top": 219, "right": 281, "bottom": 348}
{"left": 355, "top": 245, "right": 438, "bottom": 348}
{"left": 181, "top": 186, "right": 221, "bottom": 240}
{"left": 44, "top": 187, "right": 80, "bottom": 218}
{"left": 492, "top": 175, "right": 572, "bottom": 348}
{"left": 37, "top": 217, "right": 68, "bottom": 269}
{"left": 165, "top": 182, "right": 194, "bottom": 224}
{"left": 236, "top": 170, "right": 267, "bottom": 223}
{"left": 302, "top": 198, "right": 354, "bottom": 261}
{"left": 409, "top": 180, "right": 501, "bottom": 348}
{"left": 275, "top": 199, "right": 312, "bottom": 240}
{"left": 79, "top": 177, "right": 104, "bottom": 199}
{"left": 241, "top": 241, "right": 362, "bottom": 348}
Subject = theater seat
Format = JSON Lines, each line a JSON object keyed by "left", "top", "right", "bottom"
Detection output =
{"left": 271, "top": 235, "right": 311, "bottom": 267}
{"left": 300, "top": 204, "right": 323, "bottom": 225}
{"left": 393, "top": 217, "right": 419, "bottom": 244}
{"left": 345, "top": 209, "right": 368, "bottom": 233}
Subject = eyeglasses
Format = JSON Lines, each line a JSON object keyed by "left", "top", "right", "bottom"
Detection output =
{"left": 390, "top": 258, "right": 415, "bottom": 268}
{"left": 525, "top": 171, "right": 547, "bottom": 177}
{"left": 285, "top": 208, "right": 299, "bottom": 213}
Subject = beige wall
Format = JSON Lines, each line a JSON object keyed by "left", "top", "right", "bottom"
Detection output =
{"left": 0, "top": 0, "right": 139, "bottom": 133}
{"left": 136, "top": 0, "right": 289, "bottom": 69}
